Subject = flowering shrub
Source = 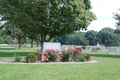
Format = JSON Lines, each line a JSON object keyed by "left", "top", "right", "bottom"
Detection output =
{"left": 61, "top": 50, "right": 70, "bottom": 62}
{"left": 43, "top": 49, "right": 60, "bottom": 62}
{"left": 61, "top": 49, "right": 82, "bottom": 62}
{"left": 39, "top": 47, "right": 90, "bottom": 62}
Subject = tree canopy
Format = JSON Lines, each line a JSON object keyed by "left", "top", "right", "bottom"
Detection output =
{"left": 0, "top": 0, "right": 96, "bottom": 49}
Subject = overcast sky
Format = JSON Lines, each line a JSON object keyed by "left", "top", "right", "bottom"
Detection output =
{"left": 86, "top": 0, "right": 120, "bottom": 32}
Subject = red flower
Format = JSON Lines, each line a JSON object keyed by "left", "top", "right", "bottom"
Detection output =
{"left": 75, "top": 50, "right": 78, "bottom": 51}
{"left": 58, "top": 54, "right": 61, "bottom": 56}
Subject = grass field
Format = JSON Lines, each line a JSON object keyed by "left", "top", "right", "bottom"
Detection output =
{"left": 0, "top": 46, "right": 120, "bottom": 80}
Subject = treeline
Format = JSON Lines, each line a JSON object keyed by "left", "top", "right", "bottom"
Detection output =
{"left": 53, "top": 27, "right": 120, "bottom": 46}
{"left": 1, "top": 27, "right": 120, "bottom": 47}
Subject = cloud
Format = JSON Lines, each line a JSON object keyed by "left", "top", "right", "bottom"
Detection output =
{"left": 87, "top": 0, "right": 120, "bottom": 31}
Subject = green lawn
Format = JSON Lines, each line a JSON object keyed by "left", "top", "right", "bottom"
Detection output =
{"left": 0, "top": 47, "right": 120, "bottom": 80}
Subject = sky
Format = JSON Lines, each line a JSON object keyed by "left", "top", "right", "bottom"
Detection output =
{"left": 86, "top": 0, "right": 120, "bottom": 32}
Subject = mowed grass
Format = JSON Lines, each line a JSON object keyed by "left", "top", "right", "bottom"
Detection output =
{"left": 0, "top": 47, "right": 120, "bottom": 80}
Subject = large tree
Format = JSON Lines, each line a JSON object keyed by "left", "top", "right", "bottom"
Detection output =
{"left": 97, "top": 27, "right": 115, "bottom": 46}
{"left": 85, "top": 30, "right": 98, "bottom": 45}
{"left": 0, "top": 0, "right": 96, "bottom": 50}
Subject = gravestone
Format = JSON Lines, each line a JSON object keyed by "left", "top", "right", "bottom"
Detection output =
{"left": 91, "top": 48, "right": 98, "bottom": 52}
{"left": 107, "top": 47, "right": 118, "bottom": 54}
{"left": 42, "top": 42, "right": 61, "bottom": 53}
{"left": 82, "top": 46, "right": 86, "bottom": 50}
{"left": 75, "top": 46, "right": 82, "bottom": 48}
{"left": 85, "top": 47, "right": 92, "bottom": 51}
{"left": 38, "top": 42, "right": 61, "bottom": 61}
{"left": 100, "top": 46, "right": 107, "bottom": 51}
{"left": 117, "top": 47, "right": 120, "bottom": 50}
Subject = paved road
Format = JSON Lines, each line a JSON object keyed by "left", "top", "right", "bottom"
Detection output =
{"left": 0, "top": 47, "right": 16, "bottom": 49}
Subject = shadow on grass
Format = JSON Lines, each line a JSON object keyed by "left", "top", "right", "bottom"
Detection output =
{"left": 90, "top": 54, "right": 120, "bottom": 58}
{"left": 0, "top": 52, "right": 34, "bottom": 57}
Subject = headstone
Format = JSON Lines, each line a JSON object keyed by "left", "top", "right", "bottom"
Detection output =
{"left": 82, "top": 46, "right": 86, "bottom": 50}
{"left": 91, "top": 48, "right": 98, "bottom": 52}
{"left": 97, "top": 42, "right": 100, "bottom": 46}
{"left": 75, "top": 46, "right": 82, "bottom": 48}
{"left": 85, "top": 47, "right": 92, "bottom": 51}
{"left": 39, "top": 42, "right": 61, "bottom": 61}
{"left": 107, "top": 47, "right": 118, "bottom": 54}
{"left": 117, "top": 47, "right": 120, "bottom": 50}
{"left": 100, "top": 46, "right": 107, "bottom": 51}
{"left": 42, "top": 42, "right": 61, "bottom": 53}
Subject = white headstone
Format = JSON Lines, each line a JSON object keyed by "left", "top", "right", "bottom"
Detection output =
{"left": 107, "top": 47, "right": 118, "bottom": 54}
{"left": 97, "top": 42, "right": 100, "bottom": 46}
{"left": 42, "top": 42, "right": 61, "bottom": 53}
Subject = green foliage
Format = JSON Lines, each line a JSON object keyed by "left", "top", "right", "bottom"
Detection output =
{"left": 61, "top": 51, "right": 70, "bottom": 62}
{"left": 14, "top": 54, "right": 22, "bottom": 62}
{"left": 85, "top": 30, "right": 98, "bottom": 45}
{"left": 76, "top": 53, "right": 90, "bottom": 62}
{"left": 78, "top": 56, "right": 87, "bottom": 62}
{"left": 84, "top": 53, "right": 91, "bottom": 61}
{"left": 113, "top": 9, "right": 120, "bottom": 29}
{"left": 53, "top": 32, "right": 89, "bottom": 45}
{"left": 97, "top": 27, "right": 116, "bottom": 46}
{"left": 0, "top": 0, "right": 96, "bottom": 49}
{"left": 26, "top": 53, "right": 37, "bottom": 63}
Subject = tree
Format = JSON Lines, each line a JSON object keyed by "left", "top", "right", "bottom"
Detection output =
{"left": 113, "top": 9, "right": 120, "bottom": 29}
{"left": 53, "top": 35, "right": 70, "bottom": 45}
{"left": 53, "top": 32, "right": 89, "bottom": 45}
{"left": 109, "top": 34, "right": 120, "bottom": 46}
{"left": 1, "top": 22, "right": 26, "bottom": 49}
{"left": 0, "top": 0, "right": 96, "bottom": 50}
{"left": 71, "top": 32, "right": 89, "bottom": 45}
{"left": 85, "top": 30, "right": 98, "bottom": 45}
{"left": 97, "top": 27, "right": 115, "bottom": 46}
{"left": 0, "top": 29, "right": 8, "bottom": 44}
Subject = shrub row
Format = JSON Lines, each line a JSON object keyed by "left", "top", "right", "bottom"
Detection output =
{"left": 14, "top": 49, "right": 90, "bottom": 63}
{"left": 43, "top": 49, "right": 90, "bottom": 62}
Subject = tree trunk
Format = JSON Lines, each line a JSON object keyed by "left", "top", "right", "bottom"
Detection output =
{"left": 40, "top": 33, "right": 54, "bottom": 52}
{"left": 41, "top": 41, "right": 43, "bottom": 53}
{"left": 36, "top": 41, "right": 39, "bottom": 47}
{"left": 31, "top": 36, "right": 33, "bottom": 48}
{"left": 18, "top": 37, "right": 22, "bottom": 49}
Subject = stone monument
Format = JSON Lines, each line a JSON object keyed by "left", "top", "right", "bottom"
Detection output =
{"left": 91, "top": 47, "right": 98, "bottom": 52}
{"left": 107, "top": 47, "right": 118, "bottom": 54}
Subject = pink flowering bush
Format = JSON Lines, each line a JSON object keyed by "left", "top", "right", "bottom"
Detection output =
{"left": 61, "top": 49, "right": 82, "bottom": 62}
{"left": 41, "top": 48, "right": 90, "bottom": 62}
{"left": 43, "top": 49, "right": 60, "bottom": 62}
